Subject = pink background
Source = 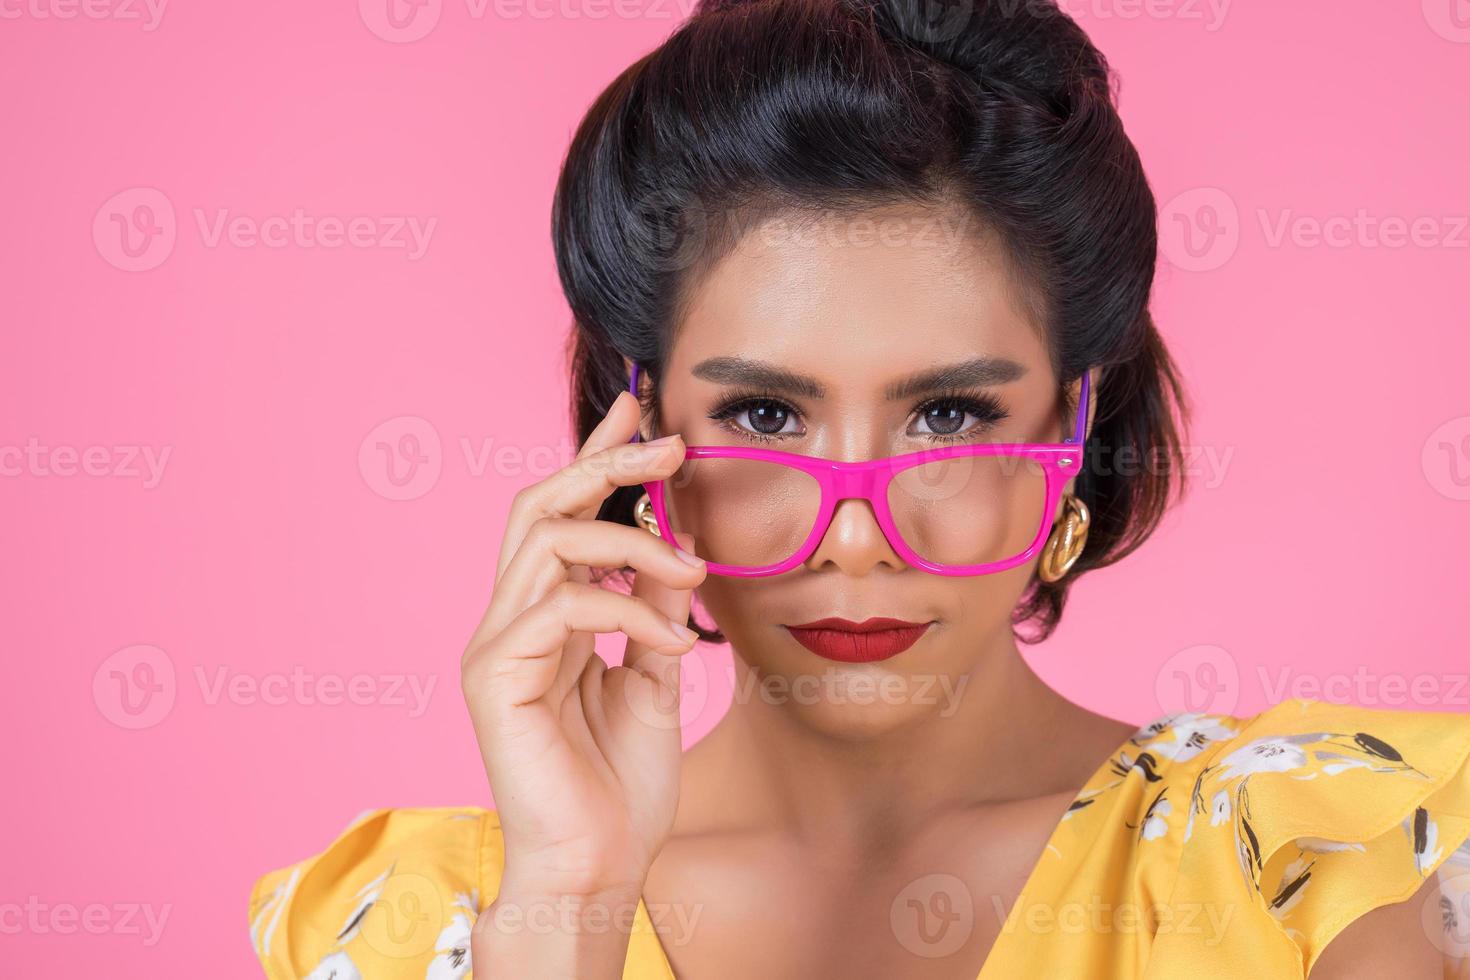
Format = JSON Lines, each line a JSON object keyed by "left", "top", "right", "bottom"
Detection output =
{"left": 3, "top": 0, "right": 1469, "bottom": 974}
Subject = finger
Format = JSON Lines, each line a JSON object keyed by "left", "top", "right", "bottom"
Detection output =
{"left": 577, "top": 388, "right": 641, "bottom": 461}
{"left": 461, "top": 581, "right": 698, "bottom": 710}
{"left": 475, "top": 518, "right": 706, "bottom": 644}
{"left": 622, "top": 532, "right": 699, "bottom": 682}
{"left": 493, "top": 435, "right": 685, "bottom": 585}
{"left": 491, "top": 388, "right": 639, "bottom": 582}
{"left": 544, "top": 528, "right": 704, "bottom": 709}
{"left": 570, "top": 388, "right": 646, "bottom": 520}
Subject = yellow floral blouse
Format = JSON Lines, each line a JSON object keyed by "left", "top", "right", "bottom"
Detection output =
{"left": 249, "top": 698, "right": 1470, "bottom": 978}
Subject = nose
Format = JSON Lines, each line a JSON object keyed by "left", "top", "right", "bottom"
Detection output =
{"left": 803, "top": 496, "right": 907, "bottom": 576}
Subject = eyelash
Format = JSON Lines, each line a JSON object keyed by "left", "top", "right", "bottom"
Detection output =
{"left": 706, "top": 388, "right": 1011, "bottom": 444}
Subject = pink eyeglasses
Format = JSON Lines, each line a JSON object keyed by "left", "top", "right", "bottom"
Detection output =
{"left": 629, "top": 363, "right": 1089, "bottom": 577}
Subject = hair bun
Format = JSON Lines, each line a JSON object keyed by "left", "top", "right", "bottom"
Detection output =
{"left": 693, "top": 0, "right": 754, "bottom": 14}
{"left": 691, "top": 0, "right": 1110, "bottom": 119}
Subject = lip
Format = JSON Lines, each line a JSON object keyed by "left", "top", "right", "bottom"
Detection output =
{"left": 783, "top": 617, "right": 932, "bottom": 663}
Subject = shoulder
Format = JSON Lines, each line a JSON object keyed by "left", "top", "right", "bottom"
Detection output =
{"left": 1105, "top": 699, "right": 1470, "bottom": 977}
{"left": 248, "top": 806, "right": 503, "bottom": 979}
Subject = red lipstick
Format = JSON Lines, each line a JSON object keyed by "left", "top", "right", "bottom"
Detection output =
{"left": 783, "top": 616, "right": 931, "bottom": 663}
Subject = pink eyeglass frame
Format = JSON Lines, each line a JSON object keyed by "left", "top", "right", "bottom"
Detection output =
{"left": 628, "top": 363, "right": 1090, "bottom": 577}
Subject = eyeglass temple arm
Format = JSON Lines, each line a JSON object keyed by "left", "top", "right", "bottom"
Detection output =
{"left": 1069, "top": 369, "right": 1090, "bottom": 446}
{"left": 628, "top": 361, "right": 1090, "bottom": 445}
{"left": 628, "top": 362, "right": 643, "bottom": 444}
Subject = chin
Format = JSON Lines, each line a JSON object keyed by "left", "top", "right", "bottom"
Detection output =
{"left": 731, "top": 655, "right": 974, "bottom": 740}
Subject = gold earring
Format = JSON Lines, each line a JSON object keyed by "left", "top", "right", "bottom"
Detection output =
{"left": 634, "top": 491, "right": 662, "bottom": 537}
{"left": 1037, "top": 494, "right": 1090, "bottom": 583}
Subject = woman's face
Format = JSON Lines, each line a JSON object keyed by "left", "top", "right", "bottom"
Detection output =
{"left": 646, "top": 204, "right": 1081, "bottom": 735}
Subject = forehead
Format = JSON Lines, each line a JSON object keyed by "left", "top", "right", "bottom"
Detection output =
{"left": 668, "top": 203, "right": 1049, "bottom": 388}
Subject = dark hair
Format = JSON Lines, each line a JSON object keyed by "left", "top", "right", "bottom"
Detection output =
{"left": 553, "top": 0, "right": 1188, "bottom": 643}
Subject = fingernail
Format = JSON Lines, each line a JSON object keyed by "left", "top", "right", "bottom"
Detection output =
{"left": 646, "top": 434, "right": 680, "bottom": 446}
{"left": 668, "top": 622, "right": 699, "bottom": 645}
{"left": 675, "top": 549, "right": 705, "bottom": 567}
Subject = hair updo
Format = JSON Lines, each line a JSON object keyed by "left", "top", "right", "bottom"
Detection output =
{"left": 552, "top": 0, "right": 1188, "bottom": 643}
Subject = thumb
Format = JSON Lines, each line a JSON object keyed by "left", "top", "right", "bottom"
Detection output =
{"left": 618, "top": 533, "right": 699, "bottom": 732}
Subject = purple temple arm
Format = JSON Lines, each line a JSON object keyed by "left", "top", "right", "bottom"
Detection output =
{"left": 628, "top": 361, "right": 642, "bottom": 444}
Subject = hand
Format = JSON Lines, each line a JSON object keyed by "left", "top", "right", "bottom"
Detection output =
{"left": 461, "top": 389, "right": 705, "bottom": 900}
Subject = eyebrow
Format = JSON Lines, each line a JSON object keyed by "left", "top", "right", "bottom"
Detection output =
{"left": 689, "top": 355, "right": 1027, "bottom": 400}
{"left": 690, "top": 357, "right": 827, "bottom": 398}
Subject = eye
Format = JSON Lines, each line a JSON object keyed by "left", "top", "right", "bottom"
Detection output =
{"left": 708, "top": 395, "right": 802, "bottom": 439}
{"left": 911, "top": 395, "right": 1009, "bottom": 440}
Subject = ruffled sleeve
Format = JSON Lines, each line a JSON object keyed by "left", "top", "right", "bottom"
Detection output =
{"left": 247, "top": 807, "right": 494, "bottom": 979}
{"left": 1145, "top": 698, "right": 1470, "bottom": 978}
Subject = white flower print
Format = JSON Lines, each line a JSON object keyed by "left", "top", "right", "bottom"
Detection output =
{"left": 1109, "top": 750, "right": 1164, "bottom": 783}
{"left": 1405, "top": 807, "right": 1443, "bottom": 875}
{"left": 1184, "top": 781, "right": 1232, "bottom": 843}
{"left": 1146, "top": 714, "right": 1238, "bottom": 763}
{"left": 1313, "top": 753, "right": 1378, "bottom": 777}
{"left": 305, "top": 950, "right": 362, "bottom": 980}
{"left": 1210, "top": 790, "right": 1231, "bottom": 827}
{"left": 1141, "top": 796, "right": 1173, "bottom": 841}
{"left": 1266, "top": 858, "right": 1314, "bottom": 919}
{"left": 425, "top": 891, "right": 479, "bottom": 980}
{"left": 337, "top": 864, "right": 395, "bottom": 946}
{"left": 251, "top": 864, "right": 302, "bottom": 959}
{"left": 1218, "top": 738, "right": 1310, "bottom": 780}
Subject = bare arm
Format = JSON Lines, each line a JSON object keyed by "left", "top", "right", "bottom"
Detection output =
{"left": 1308, "top": 874, "right": 1443, "bottom": 979}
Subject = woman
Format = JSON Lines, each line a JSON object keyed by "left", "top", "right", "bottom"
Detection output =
{"left": 249, "top": 0, "right": 1470, "bottom": 976}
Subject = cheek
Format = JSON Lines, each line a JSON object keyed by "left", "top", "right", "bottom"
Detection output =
{"left": 686, "top": 577, "right": 767, "bottom": 640}
{"left": 926, "top": 566, "right": 1036, "bottom": 640}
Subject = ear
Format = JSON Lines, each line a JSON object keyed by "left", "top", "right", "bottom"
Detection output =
{"left": 623, "top": 357, "right": 657, "bottom": 441}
